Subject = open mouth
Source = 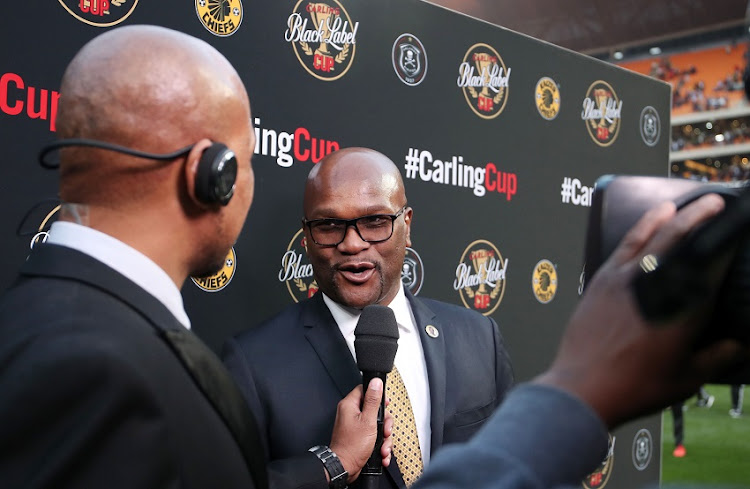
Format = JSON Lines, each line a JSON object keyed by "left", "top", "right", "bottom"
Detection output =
{"left": 338, "top": 262, "right": 376, "bottom": 284}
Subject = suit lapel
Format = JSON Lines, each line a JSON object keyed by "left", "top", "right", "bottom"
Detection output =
{"left": 21, "top": 245, "right": 269, "bottom": 489}
{"left": 302, "top": 293, "right": 361, "bottom": 398}
{"left": 407, "top": 291, "right": 446, "bottom": 452}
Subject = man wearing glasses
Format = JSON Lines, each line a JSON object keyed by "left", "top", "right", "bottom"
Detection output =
{"left": 223, "top": 147, "right": 514, "bottom": 489}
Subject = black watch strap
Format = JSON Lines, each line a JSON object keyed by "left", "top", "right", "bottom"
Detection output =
{"left": 309, "top": 445, "right": 348, "bottom": 489}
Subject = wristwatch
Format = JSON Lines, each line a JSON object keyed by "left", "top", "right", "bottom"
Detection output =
{"left": 308, "top": 445, "right": 348, "bottom": 489}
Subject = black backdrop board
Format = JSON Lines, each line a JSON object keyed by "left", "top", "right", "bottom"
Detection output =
{"left": 1, "top": 1, "right": 668, "bottom": 487}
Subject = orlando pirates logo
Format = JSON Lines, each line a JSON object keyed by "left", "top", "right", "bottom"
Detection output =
{"left": 640, "top": 106, "right": 660, "bottom": 147}
{"left": 631, "top": 429, "right": 653, "bottom": 471}
{"left": 392, "top": 34, "right": 427, "bottom": 86}
{"left": 401, "top": 247, "right": 425, "bottom": 295}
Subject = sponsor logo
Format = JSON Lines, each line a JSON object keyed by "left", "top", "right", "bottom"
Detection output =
{"left": 454, "top": 240, "right": 507, "bottom": 315}
{"left": 632, "top": 429, "right": 653, "bottom": 471}
{"left": 532, "top": 259, "right": 557, "bottom": 304}
{"left": 191, "top": 248, "right": 236, "bottom": 292}
{"left": 279, "top": 228, "right": 318, "bottom": 302}
{"left": 583, "top": 434, "right": 616, "bottom": 488}
{"left": 401, "top": 247, "right": 424, "bottom": 295}
{"left": 457, "top": 43, "right": 510, "bottom": 119}
{"left": 582, "top": 80, "right": 622, "bottom": 147}
{"left": 253, "top": 117, "right": 340, "bottom": 168}
{"left": 404, "top": 148, "right": 517, "bottom": 201}
{"left": 58, "top": 0, "right": 139, "bottom": 27}
{"left": 535, "top": 77, "right": 560, "bottom": 120}
{"left": 392, "top": 34, "right": 427, "bottom": 86}
{"left": 640, "top": 106, "right": 660, "bottom": 147}
{"left": 0, "top": 72, "right": 60, "bottom": 132}
{"left": 196, "top": 0, "right": 243, "bottom": 37}
{"left": 285, "top": 1, "right": 359, "bottom": 81}
{"left": 560, "top": 177, "right": 593, "bottom": 207}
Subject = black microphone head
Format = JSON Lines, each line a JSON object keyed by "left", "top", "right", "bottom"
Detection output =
{"left": 354, "top": 304, "right": 399, "bottom": 373}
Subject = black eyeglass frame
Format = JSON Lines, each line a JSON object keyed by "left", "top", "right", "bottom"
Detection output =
{"left": 302, "top": 205, "right": 408, "bottom": 246}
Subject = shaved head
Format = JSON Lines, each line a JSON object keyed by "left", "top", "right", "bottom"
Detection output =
{"left": 304, "top": 148, "right": 406, "bottom": 217}
{"left": 51, "top": 25, "right": 256, "bottom": 285}
{"left": 56, "top": 24, "right": 251, "bottom": 206}
{"left": 303, "top": 148, "right": 412, "bottom": 308}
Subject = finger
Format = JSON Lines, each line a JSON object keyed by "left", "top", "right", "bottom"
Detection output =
{"left": 639, "top": 194, "right": 725, "bottom": 260}
{"left": 383, "top": 410, "right": 394, "bottom": 437}
{"left": 361, "top": 378, "right": 384, "bottom": 420}
{"left": 381, "top": 434, "right": 392, "bottom": 459}
{"left": 609, "top": 201, "right": 676, "bottom": 266}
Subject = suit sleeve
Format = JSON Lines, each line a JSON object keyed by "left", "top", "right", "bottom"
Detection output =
{"left": 222, "top": 336, "right": 328, "bottom": 489}
{"left": 0, "top": 334, "right": 177, "bottom": 488}
{"left": 489, "top": 316, "right": 515, "bottom": 406}
{"left": 412, "top": 384, "right": 608, "bottom": 489}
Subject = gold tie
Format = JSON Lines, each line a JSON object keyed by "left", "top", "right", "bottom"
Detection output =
{"left": 386, "top": 366, "right": 424, "bottom": 487}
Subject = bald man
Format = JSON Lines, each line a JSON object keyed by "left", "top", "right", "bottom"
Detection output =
{"left": 0, "top": 27, "right": 388, "bottom": 489}
{"left": 223, "top": 148, "right": 514, "bottom": 489}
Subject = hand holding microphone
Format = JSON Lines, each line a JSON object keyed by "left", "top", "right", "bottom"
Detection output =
{"left": 328, "top": 305, "right": 398, "bottom": 487}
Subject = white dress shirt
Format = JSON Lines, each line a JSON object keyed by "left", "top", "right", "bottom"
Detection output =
{"left": 46, "top": 221, "right": 191, "bottom": 329}
{"left": 322, "top": 283, "right": 432, "bottom": 465}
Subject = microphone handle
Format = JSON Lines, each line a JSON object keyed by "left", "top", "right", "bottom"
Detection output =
{"left": 359, "top": 370, "right": 387, "bottom": 489}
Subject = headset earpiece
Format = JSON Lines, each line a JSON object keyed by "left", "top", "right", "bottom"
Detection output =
{"left": 194, "top": 143, "right": 238, "bottom": 206}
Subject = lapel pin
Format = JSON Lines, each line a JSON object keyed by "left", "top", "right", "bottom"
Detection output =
{"left": 425, "top": 324, "right": 439, "bottom": 338}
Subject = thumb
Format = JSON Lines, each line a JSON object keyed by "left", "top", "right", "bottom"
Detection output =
{"left": 361, "top": 377, "right": 384, "bottom": 420}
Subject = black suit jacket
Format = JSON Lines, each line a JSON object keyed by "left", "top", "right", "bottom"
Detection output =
{"left": 0, "top": 244, "right": 264, "bottom": 489}
{"left": 223, "top": 291, "right": 514, "bottom": 489}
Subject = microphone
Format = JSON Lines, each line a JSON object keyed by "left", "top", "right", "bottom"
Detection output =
{"left": 354, "top": 304, "right": 399, "bottom": 489}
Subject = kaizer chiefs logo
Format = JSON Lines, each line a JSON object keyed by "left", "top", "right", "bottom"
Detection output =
{"left": 640, "top": 106, "right": 660, "bottom": 147}
{"left": 582, "top": 80, "right": 623, "bottom": 147}
{"left": 285, "top": 1, "right": 359, "bottom": 81}
{"left": 535, "top": 77, "right": 560, "bottom": 120}
{"left": 457, "top": 43, "right": 511, "bottom": 119}
{"left": 532, "top": 259, "right": 557, "bottom": 304}
{"left": 196, "top": 0, "right": 243, "bottom": 37}
{"left": 58, "top": 0, "right": 139, "bottom": 27}
{"left": 401, "top": 247, "right": 424, "bottom": 295}
{"left": 583, "top": 434, "right": 615, "bottom": 489}
{"left": 279, "top": 228, "right": 318, "bottom": 302}
{"left": 631, "top": 429, "right": 653, "bottom": 471}
{"left": 454, "top": 240, "right": 508, "bottom": 315}
{"left": 392, "top": 34, "right": 428, "bottom": 86}
{"left": 191, "top": 247, "right": 236, "bottom": 292}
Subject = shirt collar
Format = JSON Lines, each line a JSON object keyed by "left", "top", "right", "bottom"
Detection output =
{"left": 322, "top": 282, "right": 415, "bottom": 336}
{"left": 46, "top": 221, "right": 191, "bottom": 329}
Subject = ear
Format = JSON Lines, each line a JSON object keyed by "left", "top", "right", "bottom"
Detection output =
{"left": 183, "top": 138, "right": 214, "bottom": 208}
{"left": 403, "top": 207, "right": 413, "bottom": 248}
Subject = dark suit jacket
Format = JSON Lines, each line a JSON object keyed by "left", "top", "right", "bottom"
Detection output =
{"left": 223, "top": 291, "right": 514, "bottom": 489}
{"left": 0, "top": 244, "right": 262, "bottom": 489}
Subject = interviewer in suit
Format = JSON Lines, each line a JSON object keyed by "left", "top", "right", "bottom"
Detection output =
{"left": 223, "top": 148, "right": 514, "bottom": 489}
{"left": 0, "top": 26, "right": 389, "bottom": 489}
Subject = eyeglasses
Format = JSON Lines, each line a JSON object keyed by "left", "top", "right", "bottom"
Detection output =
{"left": 303, "top": 206, "right": 407, "bottom": 246}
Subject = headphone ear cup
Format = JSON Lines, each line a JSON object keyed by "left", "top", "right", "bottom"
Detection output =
{"left": 194, "top": 143, "right": 238, "bottom": 206}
